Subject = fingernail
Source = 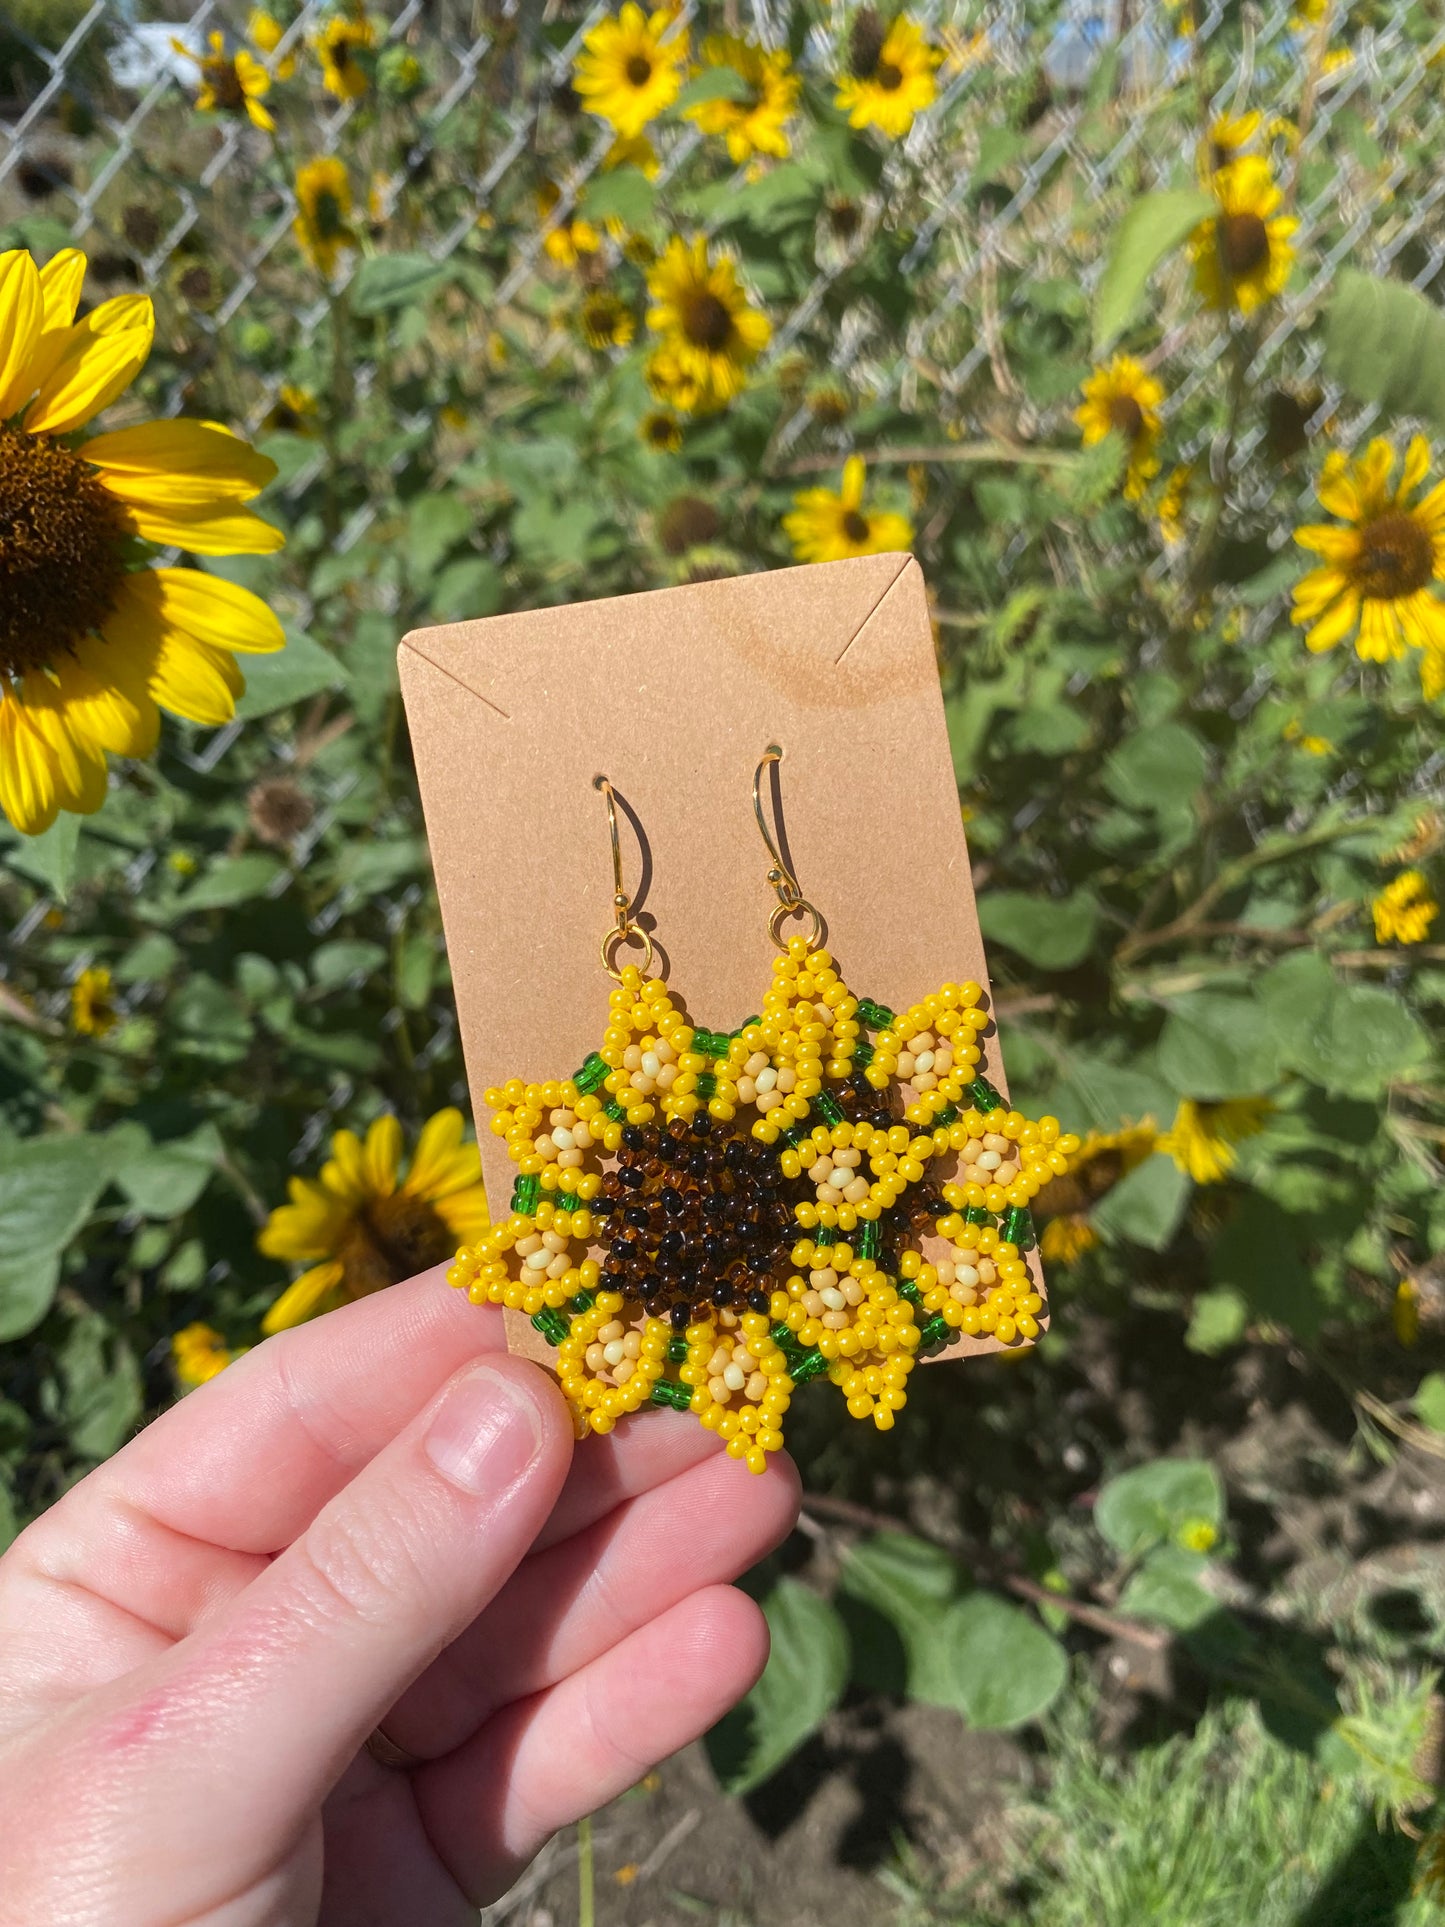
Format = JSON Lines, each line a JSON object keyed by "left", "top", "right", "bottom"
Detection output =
{"left": 425, "top": 1364, "right": 545, "bottom": 1496}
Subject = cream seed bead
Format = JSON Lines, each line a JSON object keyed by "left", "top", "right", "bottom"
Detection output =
{"left": 755, "top": 1066, "right": 778, "bottom": 1092}
{"left": 820, "top": 1287, "right": 847, "bottom": 1311}
{"left": 709, "top": 1375, "right": 730, "bottom": 1403}
{"left": 977, "top": 1150, "right": 1002, "bottom": 1171}
{"left": 597, "top": 1319, "right": 624, "bottom": 1343}
{"left": 983, "top": 1132, "right": 1010, "bottom": 1153}
{"left": 542, "top": 1230, "right": 567, "bottom": 1252}
{"left": 515, "top": 1233, "right": 543, "bottom": 1256}
{"left": 723, "top": 1363, "right": 747, "bottom": 1392}
{"left": 737, "top": 1077, "right": 757, "bottom": 1104}
{"left": 603, "top": 1339, "right": 627, "bottom": 1367}
{"left": 746, "top": 1051, "right": 769, "bottom": 1076}
{"left": 586, "top": 1343, "right": 607, "bottom": 1372}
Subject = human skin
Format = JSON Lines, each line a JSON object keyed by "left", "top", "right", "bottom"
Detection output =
{"left": 0, "top": 1265, "right": 800, "bottom": 1924}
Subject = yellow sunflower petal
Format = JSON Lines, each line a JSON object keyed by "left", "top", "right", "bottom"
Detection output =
{"left": 116, "top": 497, "right": 286, "bottom": 556}
{"left": 1398, "top": 434, "right": 1432, "bottom": 504}
{"left": 87, "top": 418, "right": 278, "bottom": 509}
{"left": 1315, "top": 457, "right": 1360, "bottom": 523}
{"left": 324, "top": 1128, "right": 371, "bottom": 1204}
{"left": 104, "top": 573, "right": 245, "bottom": 727}
{"left": 1291, "top": 565, "right": 1349, "bottom": 617}
{"left": 1292, "top": 524, "right": 1358, "bottom": 561}
{"left": 0, "top": 690, "right": 60, "bottom": 835}
{"left": 15, "top": 672, "right": 108, "bottom": 815}
{"left": 433, "top": 1186, "right": 491, "bottom": 1245}
{"left": 840, "top": 455, "right": 866, "bottom": 509}
{"left": 140, "top": 567, "right": 285, "bottom": 654}
{"left": 405, "top": 1107, "right": 482, "bottom": 1200}
{"left": 48, "top": 638, "right": 160, "bottom": 760}
{"left": 0, "top": 250, "right": 44, "bottom": 417}
{"left": 258, "top": 1176, "right": 352, "bottom": 1259}
{"left": 261, "top": 1260, "right": 346, "bottom": 1335}
{"left": 38, "top": 248, "right": 86, "bottom": 329}
{"left": 1303, "top": 591, "right": 1359, "bottom": 652}
{"left": 1411, "top": 478, "right": 1445, "bottom": 535}
{"left": 362, "top": 1114, "right": 403, "bottom": 1199}
{"left": 24, "top": 301, "right": 155, "bottom": 436}
{"left": 1357, "top": 597, "right": 1403, "bottom": 661}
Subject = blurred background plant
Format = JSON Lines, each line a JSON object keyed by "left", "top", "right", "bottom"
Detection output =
{"left": 1, "top": 0, "right": 1443, "bottom": 1918}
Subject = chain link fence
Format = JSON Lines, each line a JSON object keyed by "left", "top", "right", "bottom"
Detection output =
{"left": 3, "top": 0, "right": 1443, "bottom": 1165}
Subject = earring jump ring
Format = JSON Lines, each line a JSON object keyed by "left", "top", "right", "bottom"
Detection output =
{"left": 600, "top": 922, "right": 656, "bottom": 983}
{"left": 768, "top": 899, "right": 825, "bottom": 953}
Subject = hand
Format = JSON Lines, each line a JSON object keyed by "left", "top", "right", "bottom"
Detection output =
{"left": 0, "top": 1267, "right": 799, "bottom": 1925}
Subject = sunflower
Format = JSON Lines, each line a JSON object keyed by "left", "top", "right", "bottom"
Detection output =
{"left": 259, "top": 1108, "right": 490, "bottom": 1333}
{"left": 644, "top": 343, "right": 711, "bottom": 415}
{"left": 1158, "top": 1097, "right": 1272, "bottom": 1185}
{"left": 263, "top": 381, "right": 320, "bottom": 435}
{"left": 1189, "top": 156, "right": 1297, "bottom": 315}
{"left": 171, "top": 29, "right": 275, "bottom": 132}
{"left": 835, "top": 11, "right": 941, "bottom": 141}
{"left": 1033, "top": 1120, "right": 1158, "bottom": 1264}
{"left": 578, "top": 290, "right": 636, "bottom": 350}
{"left": 645, "top": 235, "right": 770, "bottom": 408}
{"left": 640, "top": 408, "right": 683, "bottom": 452}
{"left": 684, "top": 34, "right": 800, "bottom": 163}
{"left": 171, "top": 1322, "right": 244, "bottom": 1389}
{"left": 573, "top": 4, "right": 688, "bottom": 140}
{"left": 315, "top": 9, "right": 375, "bottom": 100}
{"left": 783, "top": 455, "right": 913, "bottom": 563}
{"left": 1373, "top": 870, "right": 1439, "bottom": 945}
{"left": 0, "top": 248, "right": 284, "bottom": 836}
{"left": 292, "top": 157, "right": 353, "bottom": 277}
{"left": 248, "top": 8, "right": 296, "bottom": 79}
{"left": 70, "top": 963, "right": 118, "bottom": 1036}
{"left": 1074, "top": 355, "right": 1165, "bottom": 503}
{"left": 1200, "top": 107, "right": 1261, "bottom": 177}
{"left": 537, "top": 181, "right": 602, "bottom": 269}
{"left": 1291, "top": 436, "right": 1445, "bottom": 692}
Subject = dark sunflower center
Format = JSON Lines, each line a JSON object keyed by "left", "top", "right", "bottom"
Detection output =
{"left": 841, "top": 508, "right": 872, "bottom": 543}
{"left": 626, "top": 53, "right": 653, "bottom": 85}
{"left": 682, "top": 291, "right": 735, "bottom": 351}
{"left": 310, "top": 189, "right": 346, "bottom": 239}
{"left": 0, "top": 428, "right": 125, "bottom": 678}
{"left": 205, "top": 56, "right": 246, "bottom": 110}
{"left": 875, "top": 59, "right": 904, "bottom": 89}
{"left": 1356, "top": 510, "right": 1434, "bottom": 600}
{"left": 1219, "top": 211, "right": 1270, "bottom": 276}
{"left": 1108, "top": 394, "right": 1145, "bottom": 441}
{"left": 338, "top": 1191, "right": 452, "bottom": 1299}
{"left": 850, "top": 9, "right": 885, "bottom": 79}
{"left": 331, "top": 39, "right": 354, "bottom": 70}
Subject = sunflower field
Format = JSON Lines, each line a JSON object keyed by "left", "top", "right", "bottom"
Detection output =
{"left": 3, "top": 0, "right": 1445, "bottom": 1917}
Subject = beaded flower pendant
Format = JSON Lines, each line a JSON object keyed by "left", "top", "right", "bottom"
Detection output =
{"left": 447, "top": 937, "right": 1077, "bottom": 1472}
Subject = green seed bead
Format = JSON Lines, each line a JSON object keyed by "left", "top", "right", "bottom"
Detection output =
{"left": 852, "top": 1039, "right": 875, "bottom": 1068}
{"left": 667, "top": 1336, "right": 688, "bottom": 1364}
{"left": 897, "top": 1280, "right": 924, "bottom": 1310}
{"left": 814, "top": 1224, "right": 839, "bottom": 1248}
{"left": 918, "top": 1314, "right": 950, "bottom": 1351}
{"left": 970, "top": 1075, "right": 1004, "bottom": 1113}
{"left": 857, "top": 1220, "right": 880, "bottom": 1261}
{"left": 511, "top": 1173, "right": 541, "bottom": 1214}
{"left": 603, "top": 1097, "right": 627, "bottom": 1122}
{"left": 857, "top": 998, "right": 895, "bottom": 1030}
{"left": 999, "top": 1205, "right": 1035, "bottom": 1250}
{"left": 531, "top": 1306, "right": 569, "bottom": 1346}
{"left": 780, "top": 1124, "right": 805, "bottom": 1149}
{"left": 732, "top": 1015, "right": 761, "bottom": 1036}
{"left": 791, "top": 1349, "right": 830, "bottom": 1382}
{"left": 964, "top": 1205, "right": 994, "bottom": 1227}
{"left": 569, "top": 1289, "right": 595, "bottom": 1314}
{"left": 650, "top": 1379, "right": 692, "bottom": 1411}
{"left": 696, "top": 1071, "right": 717, "bottom": 1100}
{"left": 812, "top": 1091, "right": 844, "bottom": 1126}
{"left": 933, "top": 1102, "right": 959, "bottom": 1128}
{"left": 573, "top": 1051, "right": 609, "bottom": 1094}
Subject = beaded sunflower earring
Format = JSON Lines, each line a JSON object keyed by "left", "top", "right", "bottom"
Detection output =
{"left": 445, "top": 755, "right": 1078, "bottom": 1471}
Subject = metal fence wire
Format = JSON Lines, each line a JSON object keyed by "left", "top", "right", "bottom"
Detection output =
{"left": 3, "top": 0, "right": 1444, "bottom": 1160}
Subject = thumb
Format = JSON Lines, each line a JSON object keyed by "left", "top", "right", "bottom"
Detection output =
{"left": 116, "top": 1355, "right": 573, "bottom": 1852}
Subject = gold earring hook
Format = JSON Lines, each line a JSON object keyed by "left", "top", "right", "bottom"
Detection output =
{"left": 594, "top": 774, "right": 655, "bottom": 982}
{"left": 752, "top": 745, "right": 825, "bottom": 951}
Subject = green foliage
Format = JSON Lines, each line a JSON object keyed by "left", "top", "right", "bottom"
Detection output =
{"left": 1095, "top": 1458, "right": 1223, "bottom": 1560}
{"left": 1324, "top": 269, "right": 1445, "bottom": 433}
{"left": 1093, "top": 190, "right": 1216, "bottom": 353}
{"left": 706, "top": 1578, "right": 848, "bottom": 1793}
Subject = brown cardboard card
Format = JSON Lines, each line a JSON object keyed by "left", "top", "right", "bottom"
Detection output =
{"left": 399, "top": 553, "right": 1047, "bottom": 1367}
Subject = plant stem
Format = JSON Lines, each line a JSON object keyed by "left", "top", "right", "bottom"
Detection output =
{"left": 578, "top": 1813, "right": 595, "bottom": 1927}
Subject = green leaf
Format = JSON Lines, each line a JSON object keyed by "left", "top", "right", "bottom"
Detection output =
{"left": 1210, "top": 1191, "right": 1321, "bottom": 1335}
{"left": 1157, "top": 991, "right": 1282, "bottom": 1100}
{"left": 1090, "top": 1154, "right": 1191, "bottom": 1252}
{"left": 311, "top": 939, "right": 388, "bottom": 990}
{"left": 349, "top": 251, "right": 446, "bottom": 315}
{"left": 1322, "top": 269, "right": 1445, "bottom": 434}
{"left": 1095, "top": 1457, "right": 1223, "bottom": 1559}
{"left": 978, "top": 891, "right": 1099, "bottom": 971}
{"left": 0, "top": 1474, "right": 15, "bottom": 1554}
{"left": 838, "top": 1531, "right": 963, "bottom": 1703}
{"left": 5, "top": 812, "right": 81, "bottom": 899}
{"left": 173, "top": 853, "right": 285, "bottom": 913}
{"left": 578, "top": 167, "right": 656, "bottom": 227}
{"left": 674, "top": 63, "right": 755, "bottom": 109}
{"left": 1412, "top": 1372, "right": 1445, "bottom": 1433}
{"left": 107, "top": 1122, "right": 224, "bottom": 1219}
{"left": 1092, "top": 189, "right": 1215, "bottom": 354}
{"left": 705, "top": 1579, "right": 849, "bottom": 1794}
{"left": 429, "top": 556, "right": 503, "bottom": 621}
{"left": 235, "top": 626, "right": 347, "bottom": 720}
{"left": 0, "top": 1137, "right": 113, "bottom": 1342}
{"left": 60, "top": 1311, "right": 143, "bottom": 1460}
{"left": 406, "top": 493, "right": 476, "bottom": 582}
{"left": 945, "top": 1592, "right": 1069, "bottom": 1729}
{"left": 1103, "top": 721, "right": 1209, "bottom": 812}
{"left": 1118, "top": 1544, "right": 1217, "bottom": 1630}
{"left": 1259, "top": 953, "right": 1429, "bottom": 1094}
{"left": 1186, "top": 1285, "right": 1249, "bottom": 1354}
